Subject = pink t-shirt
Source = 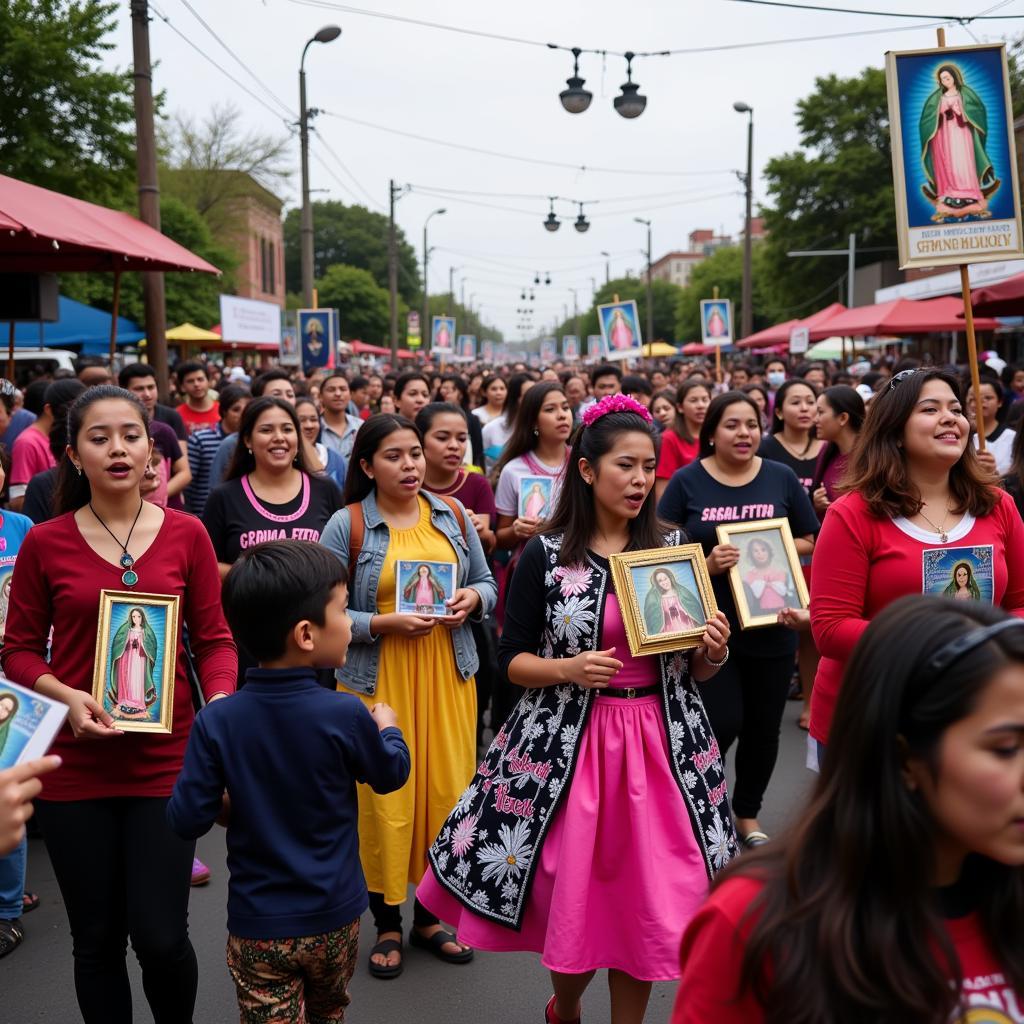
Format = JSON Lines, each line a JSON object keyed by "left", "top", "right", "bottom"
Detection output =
{"left": 10, "top": 425, "right": 55, "bottom": 489}
{"left": 809, "top": 489, "right": 1024, "bottom": 744}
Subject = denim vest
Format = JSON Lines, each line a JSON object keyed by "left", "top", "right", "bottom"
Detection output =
{"left": 320, "top": 490, "right": 498, "bottom": 695}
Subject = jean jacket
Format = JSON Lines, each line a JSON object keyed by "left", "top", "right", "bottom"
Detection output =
{"left": 320, "top": 490, "right": 498, "bottom": 695}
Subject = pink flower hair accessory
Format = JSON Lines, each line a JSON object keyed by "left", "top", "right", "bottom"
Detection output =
{"left": 580, "top": 393, "right": 653, "bottom": 428}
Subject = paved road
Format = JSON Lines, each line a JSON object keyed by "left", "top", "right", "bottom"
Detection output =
{"left": 4, "top": 702, "right": 813, "bottom": 1023}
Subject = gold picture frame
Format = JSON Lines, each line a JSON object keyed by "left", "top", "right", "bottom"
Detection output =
{"left": 609, "top": 545, "right": 718, "bottom": 657}
{"left": 885, "top": 42, "right": 1023, "bottom": 270}
{"left": 716, "top": 518, "right": 808, "bottom": 631}
{"left": 91, "top": 590, "right": 181, "bottom": 734}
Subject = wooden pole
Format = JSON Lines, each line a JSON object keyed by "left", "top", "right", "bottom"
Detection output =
{"left": 712, "top": 286, "right": 722, "bottom": 384}
{"left": 961, "top": 264, "right": 986, "bottom": 452}
{"left": 109, "top": 270, "right": 122, "bottom": 375}
{"left": 6, "top": 322, "right": 14, "bottom": 383}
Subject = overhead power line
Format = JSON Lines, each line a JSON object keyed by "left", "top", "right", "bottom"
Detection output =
{"left": 726, "top": 0, "right": 1023, "bottom": 20}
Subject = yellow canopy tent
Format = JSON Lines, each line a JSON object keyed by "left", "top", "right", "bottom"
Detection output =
{"left": 140, "top": 322, "right": 222, "bottom": 350}
{"left": 641, "top": 342, "right": 678, "bottom": 357}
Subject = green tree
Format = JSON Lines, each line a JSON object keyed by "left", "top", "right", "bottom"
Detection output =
{"left": 161, "top": 104, "right": 292, "bottom": 235}
{"left": 315, "top": 264, "right": 391, "bottom": 343}
{"left": 759, "top": 68, "right": 896, "bottom": 320}
{"left": 283, "top": 201, "right": 420, "bottom": 304}
{"left": 576, "top": 277, "right": 683, "bottom": 344}
{"left": 0, "top": 0, "right": 135, "bottom": 207}
{"left": 62, "top": 196, "right": 238, "bottom": 328}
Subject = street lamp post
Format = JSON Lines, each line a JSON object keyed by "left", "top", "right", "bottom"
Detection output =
{"left": 568, "top": 287, "right": 580, "bottom": 341}
{"left": 449, "top": 266, "right": 461, "bottom": 315}
{"left": 299, "top": 25, "right": 342, "bottom": 308}
{"left": 635, "top": 218, "right": 653, "bottom": 346}
{"left": 422, "top": 208, "right": 446, "bottom": 355}
{"left": 734, "top": 101, "right": 754, "bottom": 339}
{"left": 600, "top": 250, "right": 610, "bottom": 284}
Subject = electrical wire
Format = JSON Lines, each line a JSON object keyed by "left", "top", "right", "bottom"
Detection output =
{"left": 175, "top": 0, "right": 296, "bottom": 119}
{"left": 320, "top": 110, "right": 732, "bottom": 178}
{"left": 313, "top": 134, "right": 386, "bottom": 211}
{"left": 401, "top": 183, "right": 734, "bottom": 204}
{"left": 149, "top": 2, "right": 297, "bottom": 130}
{"left": 284, "top": 0, "right": 961, "bottom": 58}
{"left": 725, "top": 0, "right": 1023, "bottom": 20}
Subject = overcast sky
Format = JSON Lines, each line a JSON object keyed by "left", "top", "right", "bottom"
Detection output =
{"left": 106, "top": 0, "right": 1016, "bottom": 339}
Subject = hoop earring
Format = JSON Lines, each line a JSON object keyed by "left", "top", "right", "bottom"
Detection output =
{"left": 76, "top": 464, "right": 82, "bottom": 476}
{"left": 533, "top": 428, "right": 539, "bottom": 437}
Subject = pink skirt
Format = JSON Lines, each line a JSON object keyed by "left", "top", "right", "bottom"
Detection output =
{"left": 417, "top": 693, "right": 709, "bottom": 980}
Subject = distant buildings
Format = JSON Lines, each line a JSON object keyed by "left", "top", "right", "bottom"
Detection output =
{"left": 216, "top": 175, "right": 286, "bottom": 308}
{"left": 645, "top": 222, "right": 766, "bottom": 287}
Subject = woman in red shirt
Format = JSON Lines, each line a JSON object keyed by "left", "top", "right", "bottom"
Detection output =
{"left": 2, "top": 386, "right": 237, "bottom": 1024}
{"left": 672, "top": 595, "right": 1024, "bottom": 1023}
{"left": 654, "top": 379, "right": 710, "bottom": 502}
{"left": 809, "top": 368, "right": 1024, "bottom": 760}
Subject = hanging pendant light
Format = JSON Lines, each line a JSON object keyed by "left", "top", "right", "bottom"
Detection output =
{"left": 614, "top": 52, "right": 646, "bottom": 119}
{"left": 574, "top": 202, "right": 590, "bottom": 233}
{"left": 543, "top": 198, "right": 560, "bottom": 232}
{"left": 559, "top": 47, "right": 592, "bottom": 114}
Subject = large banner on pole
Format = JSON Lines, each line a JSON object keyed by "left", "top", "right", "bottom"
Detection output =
{"left": 297, "top": 309, "right": 334, "bottom": 374}
{"left": 885, "top": 43, "right": 1023, "bottom": 270}
{"left": 699, "top": 299, "right": 733, "bottom": 346}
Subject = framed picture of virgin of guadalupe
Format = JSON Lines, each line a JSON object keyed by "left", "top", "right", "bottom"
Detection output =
{"left": 885, "top": 42, "right": 1023, "bottom": 269}
{"left": 91, "top": 591, "right": 181, "bottom": 734}
{"left": 609, "top": 545, "right": 717, "bottom": 657}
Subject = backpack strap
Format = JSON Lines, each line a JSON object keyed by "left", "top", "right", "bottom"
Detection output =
{"left": 437, "top": 494, "right": 467, "bottom": 541}
{"left": 345, "top": 502, "right": 364, "bottom": 581}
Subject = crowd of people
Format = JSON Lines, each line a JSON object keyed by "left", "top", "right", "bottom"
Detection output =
{"left": 0, "top": 346, "right": 1021, "bottom": 1024}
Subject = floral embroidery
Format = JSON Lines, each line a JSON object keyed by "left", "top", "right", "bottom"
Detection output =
{"left": 681, "top": 769, "right": 698, "bottom": 791}
{"left": 451, "top": 815, "right": 478, "bottom": 858}
{"left": 705, "top": 815, "right": 733, "bottom": 869}
{"left": 551, "top": 594, "right": 596, "bottom": 647}
{"left": 668, "top": 719, "right": 686, "bottom": 757}
{"left": 435, "top": 850, "right": 450, "bottom": 872}
{"left": 500, "top": 878, "right": 519, "bottom": 901}
{"left": 477, "top": 820, "right": 534, "bottom": 884}
{"left": 553, "top": 564, "right": 593, "bottom": 597}
{"left": 454, "top": 858, "right": 471, "bottom": 881}
{"left": 470, "top": 889, "right": 491, "bottom": 908}
{"left": 453, "top": 782, "right": 479, "bottom": 816}
{"left": 559, "top": 723, "right": 579, "bottom": 760}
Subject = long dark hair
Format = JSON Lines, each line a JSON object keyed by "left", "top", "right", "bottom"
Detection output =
{"left": 810, "top": 384, "right": 866, "bottom": 493}
{"left": 342, "top": 413, "right": 421, "bottom": 504}
{"left": 493, "top": 382, "right": 565, "bottom": 478}
{"left": 698, "top": 391, "right": 762, "bottom": 459}
{"left": 844, "top": 369, "right": 997, "bottom": 518}
{"left": 669, "top": 378, "right": 711, "bottom": 444}
{"left": 545, "top": 409, "right": 667, "bottom": 566}
{"left": 500, "top": 373, "right": 533, "bottom": 428}
{"left": 45, "top": 379, "right": 87, "bottom": 460}
{"left": 415, "top": 401, "right": 468, "bottom": 436}
{"left": 53, "top": 386, "right": 150, "bottom": 516}
{"left": 436, "top": 374, "right": 470, "bottom": 411}
{"left": 224, "top": 397, "right": 312, "bottom": 481}
{"left": 722, "top": 595, "right": 1024, "bottom": 1023}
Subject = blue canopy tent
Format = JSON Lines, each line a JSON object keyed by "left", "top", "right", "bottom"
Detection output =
{"left": 1, "top": 296, "right": 144, "bottom": 356}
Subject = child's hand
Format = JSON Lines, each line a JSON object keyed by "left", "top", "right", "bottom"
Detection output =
{"left": 370, "top": 702, "right": 399, "bottom": 731}
{"left": 777, "top": 606, "right": 811, "bottom": 630}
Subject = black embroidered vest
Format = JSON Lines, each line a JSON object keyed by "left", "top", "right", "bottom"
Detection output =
{"left": 426, "top": 532, "right": 738, "bottom": 929}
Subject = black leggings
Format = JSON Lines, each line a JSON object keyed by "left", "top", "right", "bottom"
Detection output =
{"left": 698, "top": 649, "right": 794, "bottom": 820}
{"left": 368, "top": 892, "right": 438, "bottom": 936}
{"left": 35, "top": 797, "right": 198, "bottom": 1024}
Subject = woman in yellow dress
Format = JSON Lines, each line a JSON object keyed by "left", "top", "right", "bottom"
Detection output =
{"left": 320, "top": 414, "right": 497, "bottom": 979}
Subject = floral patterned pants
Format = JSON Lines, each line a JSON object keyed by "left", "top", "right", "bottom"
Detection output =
{"left": 226, "top": 920, "right": 360, "bottom": 1024}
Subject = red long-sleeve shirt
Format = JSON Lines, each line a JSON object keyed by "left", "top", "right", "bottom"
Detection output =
{"left": 2, "top": 509, "right": 237, "bottom": 801}
{"left": 809, "top": 489, "right": 1024, "bottom": 744}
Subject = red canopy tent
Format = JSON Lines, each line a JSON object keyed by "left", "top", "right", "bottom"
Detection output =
{"left": 681, "top": 342, "right": 724, "bottom": 356}
{"left": 351, "top": 340, "right": 392, "bottom": 356}
{"left": 735, "top": 303, "right": 847, "bottom": 351}
{"left": 970, "top": 273, "right": 1024, "bottom": 317}
{"left": 0, "top": 173, "right": 220, "bottom": 375}
{"left": 808, "top": 295, "right": 997, "bottom": 340}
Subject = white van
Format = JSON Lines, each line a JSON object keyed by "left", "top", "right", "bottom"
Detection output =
{"left": 2, "top": 349, "right": 79, "bottom": 384}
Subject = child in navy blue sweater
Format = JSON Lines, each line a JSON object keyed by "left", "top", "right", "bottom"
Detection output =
{"left": 167, "top": 540, "right": 410, "bottom": 1023}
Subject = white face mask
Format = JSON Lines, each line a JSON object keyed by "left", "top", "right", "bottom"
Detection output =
{"left": 767, "top": 371, "right": 786, "bottom": 389}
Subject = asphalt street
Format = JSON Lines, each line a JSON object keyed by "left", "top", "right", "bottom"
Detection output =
{"left": 4, "top": 701, "right": 814, "bottom": 1023}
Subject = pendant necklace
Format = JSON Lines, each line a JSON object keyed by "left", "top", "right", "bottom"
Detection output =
{"left": 917, "top": 504, "right": 951, "bottom": 544}
{"left": 90, "top": 500, "right": 144, "bottom": 586}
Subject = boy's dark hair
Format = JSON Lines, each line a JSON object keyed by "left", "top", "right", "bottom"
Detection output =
{"left": 350, "top": 376, "right": 369, "bottom": 392}
{"left": 23, "top": 379, "right": 49, "bottom": 416}
{"left": 175, "top": 360, "right": 207, "bottom": 386}
{"left": 252, "top": 368, "right": 293, "bottom": 397}
{"left": 591, "top": 364, "right": 622, "bottom": 383}
{"left": 222, "top": 540, "right": 348, "bottom": 663}
{"left": 621, "top": 374, "right": 652, "bottom": 397}
{"left": 217, "top": 383, "right": 251, "bottom": 419}
{"left": 118, "top": 362, "right": 154, "bottom": 389}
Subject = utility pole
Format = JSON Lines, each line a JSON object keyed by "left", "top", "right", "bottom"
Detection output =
{"left": 388, "top": 179, "right": 401, "bottom": 364}
{"left": 635, "top": 218, "right": 653, "bottom": 345}
{"left": 787, "top": 233, "right": 857, "bottom": 310}
{"left": 601, "top": 250, "right": 610, "bottom": 284}
{"left": 449, "top": 266, "right": 455, "bottom": 312}
{"left": 422, "top": 208, "right": 445, "bottom": 360}
{"left": 734, "top": 102, "right": 755, "bottom": 338}
{"left": 130, "top": 0, "right": 167, "bottom": 398}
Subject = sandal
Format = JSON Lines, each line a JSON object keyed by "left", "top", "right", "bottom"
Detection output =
{"left": 739, "top": 830, "right": 770, "bottom": 849}
{"left": 797, "top": 710, "right": 810, "bottom": 731}
{"left": 22, "top": 892, "right": 39, "bottom": 914}
{"left": 409, "top": 926, "right": 474, "bottom": 964}
{"left": 368, "top": 937, "right": 403, "bottom": 979}
{"left": 545, "top": 995, "right": 581, "bottom": 1024}
{"left": 0, "top": 919, "right": 24, "bottom": 959}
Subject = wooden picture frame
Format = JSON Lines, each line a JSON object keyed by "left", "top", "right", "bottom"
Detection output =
{"left": 885, "top": 42, "right": 1023, "bottom": 270}
{"left": 91, "top": 590, "right": 181, "bottom": 734}
{"left": 716, "top": 518, "right": 808, "bottom": 630}
{"left": 609, "top": 545, "right": 717, "bottom": 657}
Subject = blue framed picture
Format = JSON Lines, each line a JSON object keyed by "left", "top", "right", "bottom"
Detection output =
{"left": 597, "top": 300, "right": 643, "bottom": 360}
{"left": 699, "top": 300, "right": 733, "bottom": 346}
{"left": 297, "top": 309, "right": 335, "bottom": 373}
{"left": 886, "top": 43, "right": 1023, "bottom": 269}
{"left": 540, "top": 337, "right": 557, "bottom": 363}
{"left": 0, "top": 679, "right": 68, "bottom": 770}
{"left": 562, "top": 335, "right": 580, "bottom": 360}
{"left": 431, "top": 316, "right": 456, "bottom": 354}
{"left": 396, "top": 560, "right": 456, "bottom": 617}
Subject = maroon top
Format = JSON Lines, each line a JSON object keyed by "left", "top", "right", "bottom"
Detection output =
{"left": 425, "top": 470, "right": 498, "bottom": 529}
{"left": 2, "top": 509, "right": 237, "bottom": 801}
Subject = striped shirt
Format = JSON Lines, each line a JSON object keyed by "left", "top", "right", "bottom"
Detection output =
{"left": 186, "top": 423, "right": 226, "bottom": 515}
